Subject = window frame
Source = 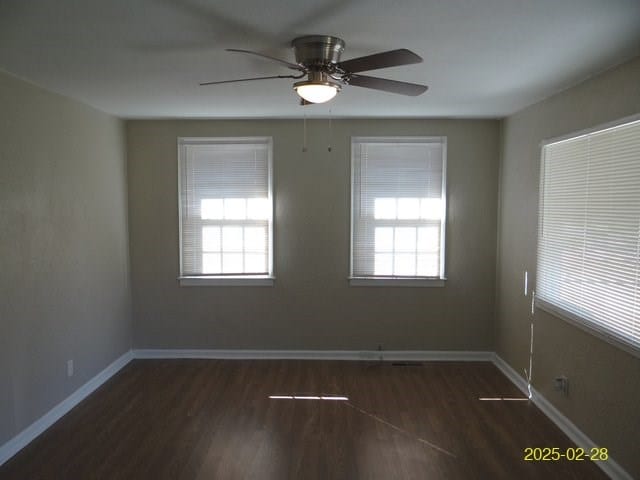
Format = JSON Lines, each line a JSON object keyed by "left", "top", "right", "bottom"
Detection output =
{"left": 349, "top": 136, "right": 447, "bottom": 287}
{"left": 177, "top": 137, "right": 274, "bottom": 287}
{"left": 536, "top": 114, "right": 640, "bottom": 357}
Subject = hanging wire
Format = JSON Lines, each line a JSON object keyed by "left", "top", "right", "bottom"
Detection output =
{"left": 328, "top": 109, "right": 332, "bottom": 152}
{"left": 524, "top": 290, "right": 536, "bottom": 399}
{"left": 302, "top": 113, "right": 307, "bottom": 152}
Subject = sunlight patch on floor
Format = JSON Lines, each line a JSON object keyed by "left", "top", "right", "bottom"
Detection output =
{"left": 268, "top": 395, "right": 349, "bottom": 401}
{"left": 478, "top": 397, "right": 529, "bottom": 401}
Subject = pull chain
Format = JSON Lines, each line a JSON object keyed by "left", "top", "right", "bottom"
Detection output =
{"left": 328, "top": 110, "right": 332, "bottom": 152}
{"left": 302, "top": 114, "right": 307, "bottom": 152}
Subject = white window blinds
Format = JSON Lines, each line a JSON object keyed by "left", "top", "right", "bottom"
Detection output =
{"left": 351, "top": 137, "right": 446, "bottom": 279}
{"left": 537, "top": 118, "right": 640, "bottom": 353}
{"left": 178, "top": 137, "right": 273, "bottom": 278}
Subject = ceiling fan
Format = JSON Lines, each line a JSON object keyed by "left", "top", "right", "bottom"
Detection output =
{"left": 200, "top": 35, "right": 428, "bottom": 105}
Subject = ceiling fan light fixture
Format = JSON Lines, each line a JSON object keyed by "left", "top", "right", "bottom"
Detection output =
{"left": 294, "top": 83, "right": 339, "bottom": 103}
{"left": 294, "top": 71, "right": 341, "bottom": 104}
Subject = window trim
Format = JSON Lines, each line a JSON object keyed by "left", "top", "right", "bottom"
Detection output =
{"left": 349, "top": 136, "right": 447, "bottom": 286}
{"left": 536, "top": 114, "right": 640, "bottom": 357}
{"left": 179, "top": 276, "right": 275, "bottom": 287}
{"left": 349, "top": 277, "right": 446, "bottom": 287}
{"left": 177, "top": 136, "right": 274, "bottom": 286}
{"left": 539, "top": 112, "right": 640, "bottom": 148}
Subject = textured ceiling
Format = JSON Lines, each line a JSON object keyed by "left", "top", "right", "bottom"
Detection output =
{"left": 1, "top": 0, "right": 639, "bottom": 118}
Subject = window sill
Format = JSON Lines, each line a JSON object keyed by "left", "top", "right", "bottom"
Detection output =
{"left": 349, "top": 277, "right": 446, "bottom": 287}
{"left": 179, "top": 276, "right": 275, "bottom": 287}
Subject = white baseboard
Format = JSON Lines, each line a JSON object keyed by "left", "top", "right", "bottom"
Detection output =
{"left": 0, "top": 350, "right": 133, "bottom": 467}
{"left": 132, "top": 349, "right": 494, "bottom": 362}
{"left": 1, "top": 349, "right": 631, "bottom": 479}
{"left": 491, "top": 352, "right": 531, "bottom": 396}
{"left": 491, "top": 354, "right": 632, "bottom": 480}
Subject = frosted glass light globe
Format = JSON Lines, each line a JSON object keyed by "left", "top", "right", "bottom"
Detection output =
{"left": 295, "top": 83, "right": 339, "bottom": 104}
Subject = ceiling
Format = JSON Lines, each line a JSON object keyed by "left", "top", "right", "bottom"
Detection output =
{"left": 1, "top": 0, "right": 639, "bottom": 119}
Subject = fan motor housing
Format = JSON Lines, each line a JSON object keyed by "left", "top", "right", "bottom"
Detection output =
{"left": 292, "top": 35, "right": 345, "bottom": 67}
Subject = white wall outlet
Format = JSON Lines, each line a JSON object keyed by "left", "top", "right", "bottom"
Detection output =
{"left": 67, "top": 359, "right": 74, "bottom": 377}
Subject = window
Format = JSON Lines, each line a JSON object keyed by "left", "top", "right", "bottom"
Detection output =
{"left": 537, "top": 117, "right": 640, "bottom": 354}
{"left": 178, "top": 137, "right": 273, "bottom": 286}
{"left": 350, "top": 137, "right": 447, "bottom": 286}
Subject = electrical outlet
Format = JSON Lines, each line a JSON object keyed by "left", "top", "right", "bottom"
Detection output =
{"left": 67, "top": 359, "right": 74, "bottom": 377}
{"left": 553, "top": 376, "right": 568, "bottom": 396}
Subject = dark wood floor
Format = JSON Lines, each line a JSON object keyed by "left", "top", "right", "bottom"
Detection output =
{"left": 0, "top": 360, "right": 608, "bottom": 479}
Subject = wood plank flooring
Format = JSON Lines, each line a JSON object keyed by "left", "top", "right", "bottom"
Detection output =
{"left": 0, "top": 360, "right": 609, "bottom": 479}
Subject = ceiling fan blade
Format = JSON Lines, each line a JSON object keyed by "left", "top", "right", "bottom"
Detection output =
{"left": 347, "top": 74, "right": 428, "bottom": 96}
{"left": 338, "top": 49, "right": 422, "bottom": 73}
{"left": 200, "top": 74, "right": 301, "bottom": 86}
{"left": 226, "top": 49, "right": 303, "bottom": 71}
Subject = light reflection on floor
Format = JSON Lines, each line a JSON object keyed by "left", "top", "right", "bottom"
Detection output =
{"left": 268, "top": 393, "right": 456, "bottom": 458}
{"left": 268, "top": 395, "right": 349, "bottom": 400}
{"left": 478, "top": 397, "right": 529, "bottom": 401}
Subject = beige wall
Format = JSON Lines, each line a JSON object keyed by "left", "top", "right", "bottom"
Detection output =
{"left": 3, "top": 47, "right": 638, "bottom": 475}
{"left": 496, "top": 56, "right": 640, "bottom": 476}
{"left": 0, "top": 71, "right": 131, "bottom": 444}
{"left": 127, "top": 119, "right": 499, "bottom": 351}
